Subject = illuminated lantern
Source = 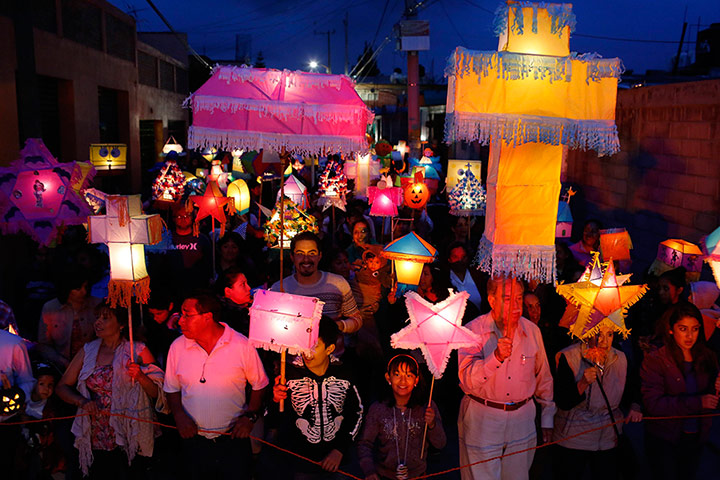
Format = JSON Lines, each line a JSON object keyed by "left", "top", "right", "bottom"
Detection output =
{"left": 649, "top": 239, "right": 703, "bottom": 282}
{"left": 202, "top": 147, "right": 217, "bottom": 162}
{"left": 249, "top": 289, "right": 324, "bottom": 355}
{"left": 231, "top": 149, "right": 245, "bottom": 173}
{"left": 374, "top": 140, "right": 393, "bottom": 158}
{"left": 0, "top": 385, "right": 25, "bottom": 415}
{"left": 152, "top": 154, "right": 186, "bottom": 203}
{"left": 162, "top": 136, "right": 184, "bottom": 156}
{"left": 599, "top": 228, "right": 632, "bottom": 262}
{"left": 556, "top": 253, "right": 648, "bottom": 340}
{"left": 276, "top": 174, "right": 309, "bottom": 210}
{"left": 702, "top": 226, "right": 720, "bottom": 289}
{"left": 391, "top": 290, "right": 478, "bottom": 378}
{"left": 368, "top": 175, "right": 403, "bottom": 217}
{"left": 0, "top": 139, "right": 94, "bottom": 246}
{"left": 556, "top": 202, "right": 573, "bottom": 238}
{"left": 344, "top": 153, "right": 381, "bottom": 199}
{"left": 382, "top": 232, "right": 437, "bottom": 285}
{"left": 88, "top": 195, "right": 163, "bottom": 306}
{"left": 446, "top": 160, "right": 482, "bottom": 191}
{"left": 446, "top": 2, "right": 622, "bottom": 283}
{"left": 89, "top": 144, "right": 127, "bottom": 171}
{"left": 264, "top": 197, "right": 319, "bottom": 249}
{"left": 403, "top": 170, "right": 430, "bottom": 210}
{"left": 190, "top": 180, "right": 234, "bottom": 236}
{"left": 227, "top": 179, "right": 251, "bottom": 215}
{"left": 410, "top": 152, "right": 442, "bottom": 181}
{"left": 448, "top": 163, "right": 486, "bottom": 217}
{"left": 318, "top": 158, "right": 348, "bottom": 211}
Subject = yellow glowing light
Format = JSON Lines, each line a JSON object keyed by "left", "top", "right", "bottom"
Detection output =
{"left": 108, "top": 243, "right": 149, "bottom": 281}
{"left": 227, "top": 179, "right": 251, "bottom": 215}
{"left": 394, "top": 260, "right": 425, "bottom": 285}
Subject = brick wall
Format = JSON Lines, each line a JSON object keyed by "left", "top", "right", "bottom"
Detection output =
{"left": 565, "top": 79, "right": 720, "bottom": 272}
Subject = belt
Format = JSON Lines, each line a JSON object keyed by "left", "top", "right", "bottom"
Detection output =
{"left": 468, "top": 394, "right": 531, "bottom": 411}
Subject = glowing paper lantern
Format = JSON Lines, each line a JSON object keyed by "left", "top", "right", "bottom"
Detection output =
{"left": 403, "top": 170, "right": 430, "bottom": 210}
{"left": 448, "top": 163, "right": 486, "bottom": 217}
{"left": 88, "top": 195, "right": 162, "bottom": 307}
{"left": 344, "top": 153, "right": 381, "bottom": 198}
{"left": 702, "top": 227, "right": 720, "bottom": 288}
{"left": 599, "top": 228, "right": 632, "bottom": 262}
{"left": 0, "top": 139, "right": 95, "bottom": 246}
{"left": 556, "top": 202, "right": 573, "bottom": 238}
{"left": 162, "top": 136, "right": 184, "bottom": 156}
{"left": 368, "top": 175, "right": 404, "bottom": 217}
{"left": 556, "top": 253, "right": 648, "bottom": 340}
{"left": 89, "top": 144, "right": 127, "bottom": 171}
{"left": 446, "top": 2, "right": 622, "bottom": 283}
{"left": 317, "top": 158, "right": 348, "bottom": 211}
{"left": 152, "top": 157, "right": 186, "bottom": 202}
{"left": 227, "top": 179, "right": 251, "bottom": 215}
{"left": 649, "top": 239, "right": 703, "bottom": 282}
{"left": 190, "top": 180, "right": 234, "bottom": 236}
{"left": 276, "top": 174, "right": 309, "bottom": 210}
{"left": 446, "top": 160, "right": 482, "bottom": 190}
{"left": 391, "top": 290, "right": 478, "bottom": 378}
{"left": 382, "top": 232, "right": 437, "bottom": 285}
{"left": 249, "top": 289, "right": 325, "bottom": 355}
{"left": 264, "top": 197, "right": 319, "bottom": 249}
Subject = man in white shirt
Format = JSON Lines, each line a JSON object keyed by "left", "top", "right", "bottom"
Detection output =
{"left": 164, "top": 292, "right": 269, "bottom": 480}
{"left": 457, "top": 276, "right": 555, "bottom": 480}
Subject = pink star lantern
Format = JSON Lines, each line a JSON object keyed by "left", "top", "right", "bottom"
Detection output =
{"left": 391, "top": 290, "right": 479, "bottom": 378}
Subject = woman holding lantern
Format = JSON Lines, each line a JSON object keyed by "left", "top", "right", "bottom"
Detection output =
{"left": 57, "top": 301, "right": 167, "bottom": 478}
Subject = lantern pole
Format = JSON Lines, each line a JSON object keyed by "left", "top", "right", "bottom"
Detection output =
{"left": 211, "top": 216, "right": 216, "bottom": 281}
{"left": 420, "top": 375, "right": 435, "bottom": 458}
{"left": 278, "top": 147, "right": 289, "bottom": 413}
{"left": 127, "top": 300, "right": 135, "bottom": 385}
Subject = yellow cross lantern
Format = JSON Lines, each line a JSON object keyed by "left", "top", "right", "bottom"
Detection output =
{"left": 445, "top": 2, "right": 622, "bottom": 283}
{"left": 88, "top": 195, "right": 163, "bottom": 307}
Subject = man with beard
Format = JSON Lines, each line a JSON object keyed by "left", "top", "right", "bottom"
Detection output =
{"left": 271, "top": 232, "right": 362, "bottom": 334}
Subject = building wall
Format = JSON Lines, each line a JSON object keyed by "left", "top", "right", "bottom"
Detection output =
{"left": 565, "top": 79, "right": 720, "bottom": 270}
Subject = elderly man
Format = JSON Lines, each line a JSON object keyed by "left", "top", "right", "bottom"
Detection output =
{"left": 164, "top": 292, "right": 268, "bottom": 480}
{"left": 271, "top": 231, "right": 362, "bottom": 334}
{"left": 457, "top": 276, "right": 555, "bottom": 480}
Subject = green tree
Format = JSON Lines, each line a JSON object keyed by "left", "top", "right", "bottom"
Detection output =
{"left": 255, "top": 51, "right": 266, "bottom": 68}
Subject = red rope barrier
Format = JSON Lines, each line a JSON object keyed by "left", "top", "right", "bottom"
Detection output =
{"left": 3, "top": 411, "right": 720, "bottom": 480}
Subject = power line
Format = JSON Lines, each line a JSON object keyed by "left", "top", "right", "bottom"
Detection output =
{"left": 440, "top": 0, "right": 467, "bottom": 45}
{"left": 372, "top": 0, "right": 392, "bottom": 48}
{"left": 573, "top": 33, "right": 697, "bottom": 44}
{"left": 457, "top": 0, "right": 494, "bottom": 14}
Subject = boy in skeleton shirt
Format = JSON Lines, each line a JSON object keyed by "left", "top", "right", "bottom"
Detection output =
{"left": 272, "top": 316, "right": 363, "bottom": 477}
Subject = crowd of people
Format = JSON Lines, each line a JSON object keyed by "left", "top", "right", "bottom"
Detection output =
{"left": 1, "top": 160, "right": 720, "bottom": 480}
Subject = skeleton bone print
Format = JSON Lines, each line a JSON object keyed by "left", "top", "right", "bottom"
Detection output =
{"left": 288, "top": 376, "right": 352, "bottom": 444}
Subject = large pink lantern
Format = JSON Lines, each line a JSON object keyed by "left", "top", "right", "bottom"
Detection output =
{"left": 0, "top": 139, "right": 95, "bottom": 245}
{"left": 368, "top": 175, "right": 404, "bottom": 217}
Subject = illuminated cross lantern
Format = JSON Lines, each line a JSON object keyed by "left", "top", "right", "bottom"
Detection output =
{"left": 448, "top": 163, "right": 486, "bottom": 217}
{"left": 88, "top": 195, "right": 162, "bottom": 307}
{"left": 445, "top": 2, "right": 622, "bottom": 283}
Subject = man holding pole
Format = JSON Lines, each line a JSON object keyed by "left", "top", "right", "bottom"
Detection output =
{"left": 457, "top": 275, "right": 555, "bottom": 480}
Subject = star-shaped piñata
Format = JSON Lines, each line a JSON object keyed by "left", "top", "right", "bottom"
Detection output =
{"left": 556, "top": 253, "right": 648, "bottom": 340}
{"left": 391, "top": 291, "right": 479, "bottom": 378}
{"left": 190, "top": 180, "right": 233, "bottom": 236}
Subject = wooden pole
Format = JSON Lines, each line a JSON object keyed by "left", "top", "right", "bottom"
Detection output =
{"left": 280, "top": 349, "right": 286, "bottom": 412}
{"left": 279, "top": 148, "right": 288, "bottom": 413}
{"left": 128, "top": 301, "right": 135, "bottom": 386}
{"left": 420, "top": 376, "right": 435, "bottom": 458}
{"left": 211, "top": 217, "right": 216, "bottom": 281}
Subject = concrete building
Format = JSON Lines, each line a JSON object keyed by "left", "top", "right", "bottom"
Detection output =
{"left": 0, "top": 0, "right": 189, "bottom": 192}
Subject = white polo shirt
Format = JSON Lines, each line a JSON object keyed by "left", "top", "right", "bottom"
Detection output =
{"left": 164, "top": 323, "right": 269, "bottom": 438}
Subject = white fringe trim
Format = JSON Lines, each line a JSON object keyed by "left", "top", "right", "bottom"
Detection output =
{"left": 189, "top": 95, "right": 373, "bottom": 125}
{"left": 473, "top": 235, "right": 557, "bottom": 284}
{"left": 188, "top": 126, "right": 370, "bottom": 156}
{"left": 212, "top": 64, "right": 350, "bottom": 90}
{"left": 444, "top": 112, "right": 620, "bottom": 157}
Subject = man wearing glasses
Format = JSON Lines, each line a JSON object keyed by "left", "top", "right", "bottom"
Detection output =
{"left": 271, "top": 232, "right": 362, "bottom": 335}
{"left": 164, "top": 292, "right": 269, "bottom": 479}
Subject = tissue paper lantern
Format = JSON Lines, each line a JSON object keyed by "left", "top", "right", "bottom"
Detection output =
{"left": 447, "top": 2, "right": 622, "bottom": 283}
{"left": 264, "top": 197, "right": 319, "bottom": 249}
{"left": 162, "top": 136, "right": 184, "bottom": 156}
{"left": 368, "top": 175, "right": 404, "bottom": 217}
{"left": 599, "top": 228, "right": 632, "bottom": 262}
{"left": 556, "top": 202, "right": 573, "bottom": 238}
{"left": 89, "top": 144, "right": 127, "bottom": 171}
{"left": 556, "top": 253, "right": 647, "bottom": 340}
{"left": 649, "top": 239, "right": 703, "bottom": 282}
{"left": 318, "top": 158, "right": 348, "bottom": 211}
{"left": 0, "top": 138, "right": 95, "bottom": 246}
{"left": 249, "top": 289, "right": 325, "bottom": 355}
{"left": 701, "top": 226, "right": 720, "bottom": 289}
{"left": 190, "top": 180, "right": 234, "bottom": 236}
{"left": 391, "top": 290, "right": 478, "bottom": 378}
{"left": 344, "top": 153, "right": 381, "bottom": 199}
{"left": 88, "top": 195, "right": 162, "bottom": 307}
{"left": 152, "top": 157, "right": 186, "bottom": 203}
{"left": 277, "top": 174, "right": 309, "bottom": 210}
{"left": 382, "top": 232, "right": 437, "bottom": 285}
{"left": 448, "top": 163, "right": 486, "bottom": 217}
{"left": 403, "top": 170, "right": 430, "bottom": 210}
{"left": 227, "top": 179, "right": 251, "bottom": 215}
{"left": 446, "top": 160, "right": 482, "bottom": 190}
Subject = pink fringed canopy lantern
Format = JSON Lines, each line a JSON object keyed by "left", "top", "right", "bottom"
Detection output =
{"left": 186, "top": 66, "right": 374, "bottom": 156}
{"left": 249, "top": 289, "right": 325, "bottom": 355}
{"left": 0, "top": 139, "right": 95, "bottom": 246}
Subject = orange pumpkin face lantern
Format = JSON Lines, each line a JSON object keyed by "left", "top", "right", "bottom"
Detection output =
{"left": 404, "top": 171, "right": 430, "bottom": 209}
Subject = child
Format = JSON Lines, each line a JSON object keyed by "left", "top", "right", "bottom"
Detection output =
{"left": 271, "top": 316, "right": 363, "bottom": 478}
{"left": 357, "top": 354, "right": 446, "bottom": 480}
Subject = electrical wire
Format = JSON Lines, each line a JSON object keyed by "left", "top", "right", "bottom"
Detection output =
{"left": 440, "top": 0, "right": 468, "bottom": 45}
{"left": 372, "top": 0, "right": 392, "bottom": 48}
{"left": 573, "top": 33, "right": 697, "bottom": 44}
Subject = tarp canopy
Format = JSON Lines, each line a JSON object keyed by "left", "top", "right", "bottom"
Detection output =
{"left": 186, "top": 66, "right": 373, "bottom": 156}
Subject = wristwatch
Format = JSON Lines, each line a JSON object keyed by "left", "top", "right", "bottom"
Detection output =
{"left": 242, "top": 411, "right": 260, "bottom": 423}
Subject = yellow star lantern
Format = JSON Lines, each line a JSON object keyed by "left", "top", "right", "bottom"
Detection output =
{"left": 556, "top": 253, "right": 647, "bottom": 340}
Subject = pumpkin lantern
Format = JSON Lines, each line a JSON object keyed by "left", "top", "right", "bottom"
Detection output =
{"left": 1, "top": 385, "right": 25, "bottom": 415}
{"left": 404, "top": 170, "right": 430, "bottom": 209}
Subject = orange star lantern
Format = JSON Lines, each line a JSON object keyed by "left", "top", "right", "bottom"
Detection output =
{"left": 556, "top": 253, "right": 647, "bottom": 340}
{"left": 190, "top": 180, "right": 234, "bottom": 236}
{"left": 446, "top": 2, "right": 622, "bottom": 283}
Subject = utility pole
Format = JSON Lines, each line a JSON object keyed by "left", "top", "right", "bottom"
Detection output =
{"left": 343, "top": 12, "right": 349, "bottom": 75}
{"left": 314, "top": 29, "right": 335, "bottom": 73}
{"left": 405, "top": 0, "right": 421, "bottom": 155}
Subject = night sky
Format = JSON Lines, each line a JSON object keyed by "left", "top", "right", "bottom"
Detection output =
{"left": 113, "top": 0, "right": 720, "bottom": 78}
